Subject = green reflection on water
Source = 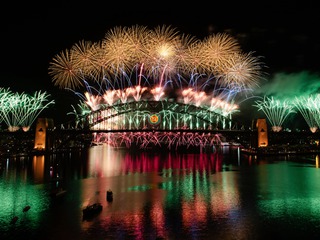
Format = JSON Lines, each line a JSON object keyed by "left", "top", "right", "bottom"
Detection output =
{"left": 0, "top": 173, "right": 49, "bottom": 229}
{"left": 257, "top": 162, "right": 320, "bottom": 219}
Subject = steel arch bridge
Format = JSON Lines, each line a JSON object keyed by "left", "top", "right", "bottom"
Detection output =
{"left": 73, "top": 100, "right": 240, "bottom": 150}
{"left": 85, "top": 100, "right": 234, "bottom": 131}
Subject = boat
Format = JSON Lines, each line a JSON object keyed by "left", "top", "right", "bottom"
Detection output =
{"left": 23, "top": 205, "right": 31, "bottom": 212}
{"left": 10, "top": 216, "right": 18, "bottom": 224}
{"left": 50, "top": 188, "right": 67, "bottom": 198}
{"left": 82, "top": 203, "right": 103, "bottom": 219}
{"left": 106, "top": 189, "right": 113, "bottom": 202}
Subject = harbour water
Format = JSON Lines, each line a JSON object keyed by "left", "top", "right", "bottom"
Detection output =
{"left": 1, "top": 145, "right": 320, "bottom": 239}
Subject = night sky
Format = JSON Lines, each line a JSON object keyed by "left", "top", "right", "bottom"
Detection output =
{"left": 1, "top": 1, "right": 319, "bottom": 125}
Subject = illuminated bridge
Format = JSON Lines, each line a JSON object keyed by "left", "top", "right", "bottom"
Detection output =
{"left": 85, "top": 100, "right": 234, "bottom": 130}
{"left": 55, "top": 100, "right": 251, "bottom": 150}
{"left": 36, "top": 98, "right": 320, "bottom": 152}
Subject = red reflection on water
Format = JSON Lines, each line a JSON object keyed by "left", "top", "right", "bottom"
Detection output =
{"left": 87, "top": 145, "right": 224, "bottom": 177}
{"left": 122, "top": 151, "right": 223, "bottom": 174}
{"left": 82, "top": 146, "right": 231, "bottom": 238}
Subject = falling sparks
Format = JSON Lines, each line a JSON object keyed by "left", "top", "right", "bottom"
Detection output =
{"left": 49, "top": 24, "right": 266, "bottom": 95}
{"left": 0, "top": 88, "right": 55, "bottom": 132}
{"left": 253, "top": 96, "right": 296, "bottom": 132}
{"left": 49, "top": 25, "right": 267, "bottom": 148}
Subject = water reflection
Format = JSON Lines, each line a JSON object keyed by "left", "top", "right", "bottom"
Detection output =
{"left": 0, "top": 155, "right": 50, "bottom": 237}
{"left": 1, "top": 145, "right": 320, "bottom": 239}
{"left": 87, "top": 145, "right": 224, "bottom": 177}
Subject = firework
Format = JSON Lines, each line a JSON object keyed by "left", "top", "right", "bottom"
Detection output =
{"left": 50, "top": 25, "right": 266, "bottom": 147}
{"left": 142, "top": 25, "right": 182, "bottom": 84}
{"left": 201, "top": 33, "right": 241, "bottom": 74}
{"left": 174, "top": 33, "right": 201, "bottom": 75}
{"left": 253, "top": 96, "right": 296, "bottom": 132}
{"left": 93, "top": 131, "right": 222, "bottom": 150}
{"left": 70, "top": 40, "right": 101, "bottom": 79}
{"left": 0, "top": 88, "right": 55, "bottom": 132}
{"left": 101, "top": 26, "right": 138, "bottom": 76}
{"left": 49, "top": 24, "right": 266, "bottom": 94}
{"left": 48, "top": 49, "right": 84, "bottom": 89}
{"left": 219, "top": 51, "right": 266, "bottom": 92}
{"left": 293, "top": 94, "right": 320, "bottom": 133}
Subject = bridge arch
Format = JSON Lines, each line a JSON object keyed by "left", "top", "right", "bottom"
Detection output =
{"left": 84, "top": 100, "right": 233, "bottom": 131}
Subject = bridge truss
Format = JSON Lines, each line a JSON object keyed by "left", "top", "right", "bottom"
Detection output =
{"left": 74, "top": 100, "right": 239, "bottom": 150}
{"left": 87, "top": 100, "right": 233, "bottom": 130}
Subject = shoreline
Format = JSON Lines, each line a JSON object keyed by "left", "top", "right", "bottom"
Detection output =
{"left": 241, "top": 144, "right": 320, "bottom": 156}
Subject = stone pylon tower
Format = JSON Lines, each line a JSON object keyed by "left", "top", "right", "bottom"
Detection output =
{"left": 256, "top": 118, "right": 268, "bottom": 147}
{"left": 34, "top": 118, "right": 54, "bottom": 151}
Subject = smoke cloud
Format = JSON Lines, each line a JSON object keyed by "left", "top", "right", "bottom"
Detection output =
{"left": 254, "top": 71, "right": 320, "bottom": 99}
{"left": 237, "top": 71, "right": 320, "bottom": 128}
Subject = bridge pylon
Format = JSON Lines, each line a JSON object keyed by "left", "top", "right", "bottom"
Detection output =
{"left": 34, "top": 118, "right": 54, "bottom": 151}
{"left": 256, "top": 118, "right": 268, "bottom": 147}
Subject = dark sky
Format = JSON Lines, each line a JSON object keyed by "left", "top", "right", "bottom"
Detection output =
{"left": 1, "top": 1, "right": 319, "bottom": 125}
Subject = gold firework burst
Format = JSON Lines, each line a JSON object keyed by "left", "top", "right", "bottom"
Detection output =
{"left": 48, "top": 49, "right": 84, "bottom": 89}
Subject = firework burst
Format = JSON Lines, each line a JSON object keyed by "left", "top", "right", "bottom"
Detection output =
{"left": 49, "top": 24, "right": 266, "bottom": 95}
{"left": 219, "top": 51, "right": 265, "bottom": 92}
{"left": 70, "top": 40, "right": 101, "bottom": 79}
{"left": 0, "top": 88, "right": 55, "bottom": 131}
{"left": 293, "top": 94, "right": 320, "bottom": 133}
{"left": 201, "top": 33, "right": 241, "bottom": 74}
{"left": 50, "top": 24, "right": 266, "bottom": 142}
{"left": 48, "top": 49, "right": 84, "bottom": 89}
{"left": 253, "top": 96, "right": 296, "bottom": 132}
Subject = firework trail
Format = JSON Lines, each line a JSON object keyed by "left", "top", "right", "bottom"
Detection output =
{"left": 49, "top": 25, "right": 265, "bottom": 102}
{"left": 293, "top": 94, "right": 320, "bottom": 133}
{"left": 253, "top": 96, "right": 296, "bottom": 132}
{"left": 0, "top": 88, "right": 55, "bottom": 132}
{"left": 49, "top": 25, "right": 266, "bottom": 147}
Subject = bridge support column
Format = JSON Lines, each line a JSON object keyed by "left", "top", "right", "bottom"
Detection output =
{"left": 256, "top": 118, "right": 268, "bottom": 147}
{"left": 34, "top": 118, "right": 54, "bottom": 151}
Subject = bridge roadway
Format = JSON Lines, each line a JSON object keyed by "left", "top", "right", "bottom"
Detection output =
{"left": 44, "top": 128, "right": 250, "bottom": 150}
{"left": 1, "top": 128, "right": 319, "bottom": 153}
{"left": 47, "top": 128, "right": 320, "bottom": 149}
{"left": 1, "top": 128, "right": 319, "bottom": 140}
